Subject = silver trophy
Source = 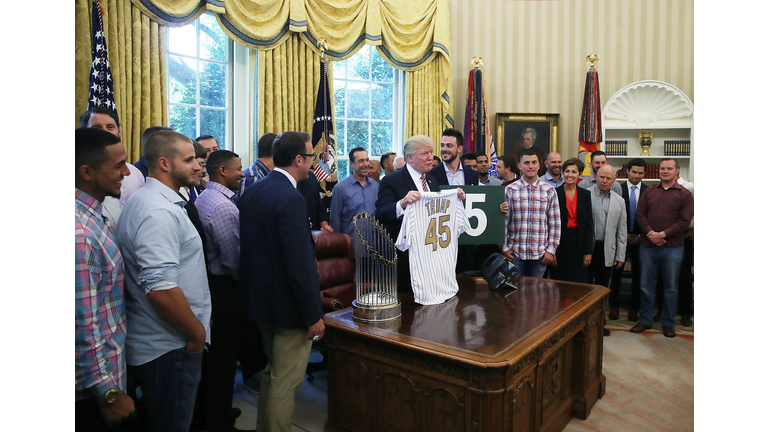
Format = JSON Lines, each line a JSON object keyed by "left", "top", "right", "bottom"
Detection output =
{"left": 351, "top": 213, "right": 401, "bottom": 321}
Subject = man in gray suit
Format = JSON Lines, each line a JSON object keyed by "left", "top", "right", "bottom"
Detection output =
{"left": 588, "top": 165, "right": 627, "bottom": 336}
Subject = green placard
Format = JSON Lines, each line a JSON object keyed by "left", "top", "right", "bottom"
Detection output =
{"left": 442, "top": 185, "right": 506, "bottom": 245}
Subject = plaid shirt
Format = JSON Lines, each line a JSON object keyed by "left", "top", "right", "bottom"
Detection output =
{"left": 236, "top": 159, "right": 271, "bottom": 201}
{"left": 503, "top": 178, "right": 561, "bottom": 260}
{"left": 75, "top": 189, "right": 126, "bottom": 400}
{"left": 196, "top": 181, "right": 240, "bottom": 279}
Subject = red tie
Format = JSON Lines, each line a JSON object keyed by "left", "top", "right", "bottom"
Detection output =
{"left": 420, "top": 174, "right": 429, "bottom": 192}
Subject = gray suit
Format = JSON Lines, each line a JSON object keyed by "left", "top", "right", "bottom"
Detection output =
{"left": 588, "top": 185, "right": 627, "bottom": 267}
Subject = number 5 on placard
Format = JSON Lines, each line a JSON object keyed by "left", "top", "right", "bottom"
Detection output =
{"left": 464, "top": 194, "right": 487, "bottom": 237}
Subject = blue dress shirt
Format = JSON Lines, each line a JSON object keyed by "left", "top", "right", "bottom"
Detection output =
{"left": 329, "top": 174, "right": 379, "bottom": 239}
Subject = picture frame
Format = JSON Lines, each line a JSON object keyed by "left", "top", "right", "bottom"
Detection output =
{"left": 495, "top": 113, "right": 559, "bottom": 161}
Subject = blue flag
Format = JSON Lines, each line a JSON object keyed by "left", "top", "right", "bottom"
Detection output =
{"left": 87, "top": 0, "right": 116, "bottom": 112}
{"left": 312, "top": 60, "right": 336, "bottom": 182}
{"left": 489, "top": 139, "right": 498, "bottom": 178}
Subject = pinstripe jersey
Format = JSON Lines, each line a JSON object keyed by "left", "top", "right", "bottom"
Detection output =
{"left": 395, "top": 189, "right": 468, "bottom": 305}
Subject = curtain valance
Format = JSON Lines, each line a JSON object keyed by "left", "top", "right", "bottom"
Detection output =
{"left": 131, "top": 0, "right": 450, "bottom": 71}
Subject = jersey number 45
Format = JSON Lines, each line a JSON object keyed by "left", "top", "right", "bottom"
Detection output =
{"left": 425, "top": 215, "right": 451, "bottom": 251}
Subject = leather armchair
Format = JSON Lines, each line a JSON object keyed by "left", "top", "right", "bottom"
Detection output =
{"left": 307, "top": 230, "right": 356, "bottom": 382}
{"left": 313, "top": 230, "right": 356, "bottom": 312}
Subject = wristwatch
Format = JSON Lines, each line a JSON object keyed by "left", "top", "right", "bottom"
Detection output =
{"left": 95, "top": 388, "right": 122, "bottom": 407}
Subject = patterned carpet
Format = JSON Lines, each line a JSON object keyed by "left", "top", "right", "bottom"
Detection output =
{"left": 566, "top": 319, "right": 694, "bottom": 432}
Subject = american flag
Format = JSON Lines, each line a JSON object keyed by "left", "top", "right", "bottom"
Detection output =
{"left": 314, "top": 163, "right": 330, "bottom": 182}
{"left": 311, "top": 60, "right": 335, "bottom": 182}
{"left": 88, "top": 0, "right": 116, "bottom": 112}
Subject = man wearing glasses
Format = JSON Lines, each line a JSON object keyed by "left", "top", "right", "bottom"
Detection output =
{"left": 239, "top": 132, "right": 326, "bottom": 432}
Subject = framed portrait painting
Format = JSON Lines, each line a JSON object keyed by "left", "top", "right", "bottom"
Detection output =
{"left": 495, "top": 113, "right": 559, "bottom": 164}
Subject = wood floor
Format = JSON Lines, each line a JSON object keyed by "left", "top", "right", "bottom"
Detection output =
{"left": 231, "top": 313, "right": 694, "bottom": 432}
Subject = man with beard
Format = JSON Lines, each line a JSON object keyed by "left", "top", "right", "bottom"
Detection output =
{"left": 429, "top": 128, "right": 479, "bottom": 186}
{"left": 476, "top": 153, "right": 502, "bottom": 186}
{"left": 541, "top": 152, "right": 564, "bottom": 189}
{"left": 429, "top": 128, "right": 478, "bottom": 272}
{"left": 116, "top": 131, "right": 212, "bottom": 432}
{"left": 75, "top": 128, "right": 135, "bottom": 430}
{"left": 79, "top": 107, "right": 145, "bottom": 207}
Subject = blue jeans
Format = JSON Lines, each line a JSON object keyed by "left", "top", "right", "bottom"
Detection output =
{"left": 128, "top": 348, "right": 203, "bottom": 432}
{"left": 639, "top": 245, "right": 684, "bottom": 327}
{"left": 512, "top": 256, "right": 548, "bottom": 278}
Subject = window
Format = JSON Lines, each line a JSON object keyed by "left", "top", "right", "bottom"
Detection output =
{"left": 333, "top": 45, "right": 405, "bottom": 180}
{"left": 167, "top": 13, "right": 231, "bottom": 148}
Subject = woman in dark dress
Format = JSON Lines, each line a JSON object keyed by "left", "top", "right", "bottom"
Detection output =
{"left": 551, "top": 158, "right": 594, "bottom": 283}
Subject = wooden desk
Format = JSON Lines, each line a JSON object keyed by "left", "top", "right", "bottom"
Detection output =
{"left": 323, "top": 277, "right": 609, "bottom": 432}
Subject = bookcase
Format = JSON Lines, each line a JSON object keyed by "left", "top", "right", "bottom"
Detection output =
{"left": 601, "top": 80, "right": 694, "bottom": 182}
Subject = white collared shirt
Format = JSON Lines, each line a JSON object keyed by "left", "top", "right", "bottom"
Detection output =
{"left": 396, "top": 163, "right": 432, "bottom": 218}
{"left": 443, "top": 161, "right": 465, "bottom": 186}
{"left": 274, "top": 167, "right": 297, "bottom": 189}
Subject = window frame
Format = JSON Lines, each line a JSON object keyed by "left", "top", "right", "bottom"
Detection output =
{"left": 165, "top": 12, "right": 234, "bottom": 151}
{"left": 333, "top": 45, "right": 406, "bottom": 181}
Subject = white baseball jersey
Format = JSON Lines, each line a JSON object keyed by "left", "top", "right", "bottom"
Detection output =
{"left": 395, "top": 189, "right": 469, "bottom": 305}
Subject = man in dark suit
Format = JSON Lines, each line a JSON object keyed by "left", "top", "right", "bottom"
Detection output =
{"left": 429, "top": 128, "right": 479, "bottom": 187}
{"left": 429, "top": 128, "right": 478, "bottom": 272}
{"left": 609, "top": 158, "right": 648, "bottom": 321}
{"left": 297, "top": 170, "right": 333, "bottom": 232}
{"left": 375, "top": 134, "right": 465, "bottom": 293}
{"left": 238, "top": 131, "right": 325, "bottom": 432}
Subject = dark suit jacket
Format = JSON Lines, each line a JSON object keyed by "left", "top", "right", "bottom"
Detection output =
{"left": 375, "top": 166, "right": 440, "bottom": 292}
{"left": 621, "top": 181, "right": 648, "bottom": 234}
{"left": 428, "top": 162, "right": 479, "bottom": 186}
{"left": 297, "top": 171, "right": 329, "bottom": 230}
{"left": 556, "top": 185, "right": 595, "bottom": 255}
{"left": 133, "top": 155, "right": 149, "bottom": 179}
{"left": 238, "top": 170, "right": 324, "bottom": 329}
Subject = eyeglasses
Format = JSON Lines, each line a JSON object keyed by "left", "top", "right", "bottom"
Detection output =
{"left": 300, "top": 153, "right": 318, "bottom": 161}
{"left": 198, "top": 162, "right": 206, "bottom": 168}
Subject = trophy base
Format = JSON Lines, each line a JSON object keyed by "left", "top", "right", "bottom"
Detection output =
{"left": 640, "top": 145, "right": 651, "bottom": 156}
{"left": 352, "top": 300, "right": 402, "bottom": 322}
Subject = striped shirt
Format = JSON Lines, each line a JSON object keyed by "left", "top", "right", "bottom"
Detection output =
{"left": 237, "top": 159, "right": 271, "bottom": 200}
{"left": 196, "top": 181, "right": 240, "bottom": 280}
{"left": 75, "top": 189, "right": 127, "bottom": 400}
{"left": 395, "top": 189, "right": 469, "bottom": 305}
{"left": 503, "top": 178, "right": 561, "bottom": 260}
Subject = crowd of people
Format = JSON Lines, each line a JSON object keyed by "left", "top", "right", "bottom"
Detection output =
{"left": 75, "top": 107, "right": 693, "bottom": 431}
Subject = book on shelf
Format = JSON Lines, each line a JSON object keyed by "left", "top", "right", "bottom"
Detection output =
{"left": 604, "top": 140, "right": 627, "bottom": 156}
{"left": 663, "top": 139, "right": 691, "bottom": 156}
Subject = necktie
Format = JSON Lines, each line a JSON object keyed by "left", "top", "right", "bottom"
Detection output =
{"left": 420, "top": 174, "right": 429, "bottom": 192}
{"left": 629, "top": 185, "right": 637, "bottom": 231}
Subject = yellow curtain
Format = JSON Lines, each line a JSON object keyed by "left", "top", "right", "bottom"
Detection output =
{"left": 96, "top": 0, "right": 454, "bottom": 157}
{"left": 404, "top": 55, "right": 452, "bottom": 153}
{"left": 75, "top": 0, "right": 168, "bottom": 163}
{"left": 129, "top": 0, "right": 220, "bottom": 25}
{"left": 257, "top": 33, "right": 323, "bottom": 138}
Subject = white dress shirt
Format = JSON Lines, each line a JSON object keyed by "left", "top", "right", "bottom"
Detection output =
{"left": 396, "top": 163, "right": 431, "bottom": 218}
